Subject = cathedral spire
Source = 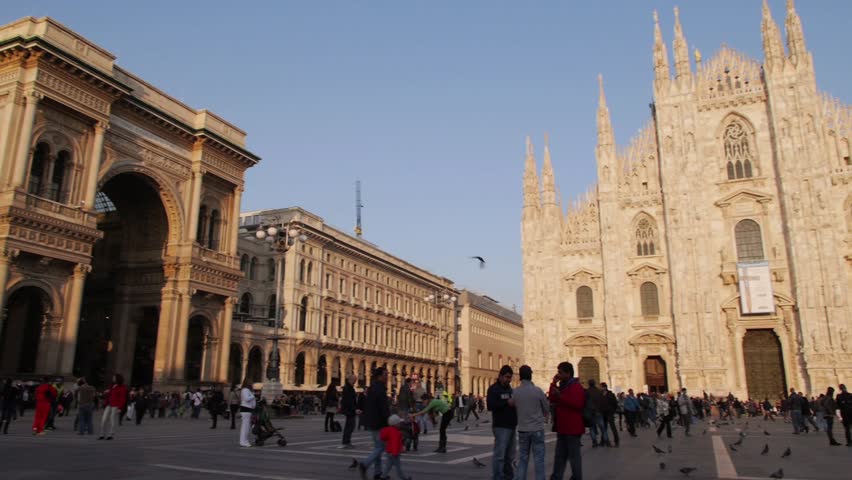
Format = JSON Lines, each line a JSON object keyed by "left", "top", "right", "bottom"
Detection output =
{"left": 652, "top": 10, "right": 670, "bottom": 93}
{"left": 761, "top": 0, "right": 785, "bottom": 72}
{"left": 523, "top": 136, "right": 539, "bottom": 208}
{"left": 785, "top": 0, "right": 807, "bottom": 66}
{"left": 541, "top": 135, "right": 556, "bottom": 206}
{"left": 596, "top": 74, "right": 614, "bottom": 149}
{"left": 672, "top": 6, "right": 692, "bottom": 82}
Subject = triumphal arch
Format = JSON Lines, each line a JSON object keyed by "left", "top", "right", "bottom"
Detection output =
{"left": 0, "top": 17, "right": 258, "bottom": 387}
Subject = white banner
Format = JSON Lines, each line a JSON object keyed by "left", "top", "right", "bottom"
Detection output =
{"left": 737, "top": 262, "right": 775, "bottom": 314}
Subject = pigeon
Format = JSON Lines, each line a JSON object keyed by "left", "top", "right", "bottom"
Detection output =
{"left": 729, "top": 444, "right": 738, "bottom": 452}
{"left": 464, "top": 425, "right": 469, "bottom": 431}
{"left": 653, "top": 444, "right": 667, "bottom": 454}
{"left": 759, "top": 443, "right": 769, "bottom": 455}
{"left": 348, "top": 458, "right": 358, "bottom": 469}
{"left": 781, "top": 447, "right": 791, "bottom": 458}
{"left": 473, "top": 458, "right": 486, "bottom": 468}
{"left": 470, "top": 256, "right": 486, "bottom": 269}
{"left": 733, "top": 437, "right": 744, "bottom": 447}
{"left": 769, "top": 468, "right": 784, "bottom": 479}
{"left": 660, "top": 462, "right": 666, "bottom": 471}
{"left": 739, "top": 431, "right": 747, "bottom": 438}
{"left": 679, "top": 467, "right": 697, "bottom": 476}
{"left": 764, "top": 430, "right": 771, "bottom": 436}
{"left": 667, "top": 445, "right": 673, "bottom": 453}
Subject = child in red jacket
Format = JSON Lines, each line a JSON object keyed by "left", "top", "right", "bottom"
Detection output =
{"left": 379, "top": 414, "right": 411, "bottom": 480}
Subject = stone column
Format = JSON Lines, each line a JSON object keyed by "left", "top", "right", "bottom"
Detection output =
{"left": 218, "top": 297, "right": 235, "bottom": 383}
{"left": 732, "top": 327, "right": 747, "bottom": 395}
{"left": 36, "top": 315, "right": 64, "bottom": 375}
{"left": 186, "top": 166, "right": 204, "bottom": 243}
{"left": 229, "top": 186, "right": 243, "bottom": 256}
{"left": 59, "top": 263, "right": 90, "bottom": 376}
{"left": 10, "top": 92, "right": 41, "bottom": 188}
{"left": 0, "top": 249, "right": 19, "bottom": 322}
{"left": 153, "top": 284, "right": 179, "bottom": 385}
{"left": 170, "top": 288, "right": 194, "bottom": 381}
{"left": 83, "top": 122, "right": 109, "bottom": 207}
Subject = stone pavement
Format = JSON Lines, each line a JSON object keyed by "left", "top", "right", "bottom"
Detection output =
{"left": 1, "top": 410, "right": 849, "bottom": 479}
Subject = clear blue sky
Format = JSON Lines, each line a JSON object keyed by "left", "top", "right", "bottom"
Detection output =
{"left": 7, "top": 1, "right": 851, "bottom": 310}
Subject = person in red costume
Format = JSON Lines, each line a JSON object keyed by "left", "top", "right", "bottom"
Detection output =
{"left": 32, "top": 377, "right": 57, "bottom": 435}
{"left": 98, "top": 373, "right": 127, "bottom": 440}
{"left": 548, "top": 362, "right": 586, "bottom": 480}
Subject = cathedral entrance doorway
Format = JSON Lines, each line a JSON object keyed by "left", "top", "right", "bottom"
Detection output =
{"left": 0, "top": 286, "right": 51, "bottom": 374}
{"left": 78, "top": 172, "right": 170, "bottom": 386}
{"left": 578, "top": 357, "right": 600, "bottom": 387}
{"left": 743, "top": 329, "right": 786, "bottom": 402}
{"left": 644, "top": 356, "right": 668, "bottom": 393}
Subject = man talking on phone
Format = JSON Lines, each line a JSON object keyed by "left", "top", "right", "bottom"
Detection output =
{"left": 548, "top": 362, "right": 585, "bottom": 480}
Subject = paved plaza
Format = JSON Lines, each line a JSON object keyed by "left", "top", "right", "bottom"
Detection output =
{"left": 1, "top": 410, "right": 849, "bottom": 479}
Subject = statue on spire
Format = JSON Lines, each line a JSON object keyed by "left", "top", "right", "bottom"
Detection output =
{"left": 672, "top": 6, "right": 692, "bottom": 81}
{"left": 523, "top": 136, "right": 539, "bottom": 209}
{"left": 761, "top": 0, "right": 785, "bottom": 72}
{"left": 652, "top": 10, "right": 670, "bottom": 93}
{"left": 596, "top": 74, "right": 614, "bottom": 149}
{"left": 785, "top": 0, "right": 808, "bottom": 66}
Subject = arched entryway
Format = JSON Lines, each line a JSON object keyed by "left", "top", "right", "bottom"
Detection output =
{"left": 0, "top": 286, "right": 52, "bottom": 374}
{"left": 246, "top": 346, "right": 263, "bottom": 384}
{"left": 743, "top": 329, "right": 786, "bottom": 402}
{"left": 578, "top": 357, "right": 600, "bottom": 387}
{"left": 358, "top": 360, "right": 366, "bottom": 388}
{"left": 316, "top": 355, "right": 328, "bottom": 387}
{"left": 644, "top": 356, "right": 668, "bottom": 393}
{"left": 294, "top": 352, "right": 306, "bottom": 386}
{"left": 78, "top": 172, "right": 170, "bottom": 386}
{"left": 228, "top": 343, "right": 242, "bottom": 385}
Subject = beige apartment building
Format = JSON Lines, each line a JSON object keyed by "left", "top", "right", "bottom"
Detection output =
{"left": 522, "top": 3, "right": 852, "bottom": 400}
{"left": 230, "top": 207, "right": 458, "bottom": 393}
{"left": 457, "top": 290, "right": 523, "bottom": 396}
{"left": 0, "top": 17, "right": 256, "bottom": 388}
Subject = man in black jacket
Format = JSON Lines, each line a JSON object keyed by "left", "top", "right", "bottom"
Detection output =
{"left": 341, "top": 374, "right": 358, "bottom": 448}
{"left": 488, "top": 365, "right": 517, "bottom": 480}
{"left": 600, "top": 382, "right": 619, "bottom": 447}
{"left": 353, "top": 367, "right": 389, "bottom": 480}
{"left": 837, "top": 384, "right": 852, "bottom": 446}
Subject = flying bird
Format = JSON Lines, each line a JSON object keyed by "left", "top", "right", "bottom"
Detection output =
{"left": 653, "top": 444, "right": 667, "bottom": 454}
{"left": 470, "top": 256, "right": 486, "bottom": 269}
{"left": 781, "top": 447, "right": 791, "bottom": 458}
{"left": 769, "top": 468, "right": 784, "bottom": 479}
{"left": 679, "top": 467, "right": 697, "bottom": 476}
{"left": 761, "top": 444, "right": 769, "bottom": 455}
{"left": 660, "top": 462, "right": 666, "bottom": 471}
{"left": 473, "top": 458, "right": 486, "bottom": 468}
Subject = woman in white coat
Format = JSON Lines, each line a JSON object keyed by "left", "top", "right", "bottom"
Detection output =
{"left": 239, "top": 379, "right": 256, "bottom": 447}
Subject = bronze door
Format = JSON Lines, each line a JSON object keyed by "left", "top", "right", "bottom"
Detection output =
{"left": 578, "top": 357, "right": 600, "bottom": 387}
{"left": 644, "top": 356, "right": 668, "bottom": 393}
{"left": 743, "top": 329, "right": 786, "bottom": 402}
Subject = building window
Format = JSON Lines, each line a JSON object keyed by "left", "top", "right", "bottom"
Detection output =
{"left": 249, "top": 257, "right": 258, "bottom": 280}
{"left": 325, "top": 273, "right": 332, "bottom": 289}
{"left": 299, "top": 296, "right": 308, "bottom": 331}
{"left": 323, "top": 314, "right": 329, "bottom": 336}
{"left": 267, "top": 259, "right": 276, "bottom": 282}
{"left": 28, "top": 143, "right": 49, "bottom": 196}
{"left": 635, "top": 217, "right": 657, "bottom": 256}
{"left": 306, "top": 262, "right": 313, "bottom": 285}
{"left": 640, "top": 282, "right": 660, "bottom": 317}
{"left": 207, "top": 209, "right": 221, "bottom": 250}
{"left": 735, "top": 219, "right": 765, "bottom": 262}
{"left": 267, "top": 295, "right": 276, "bottom": 319}
{"left": 240, "top": 254, "right": 249, "bottom": 273}
{"left": 576, "top": 286, "right": 594, "bottom": 319}
{"left": 377, "top": 289, "right": 382, "bottom": 305}
{"left": 240, "top": 292, "right": 252, "bottom": 314}
{"left": 299, "top": 259, "right": 306, "bottom": 283}
{"left": 724, "top": 120, "right": 754, "bottom": 180}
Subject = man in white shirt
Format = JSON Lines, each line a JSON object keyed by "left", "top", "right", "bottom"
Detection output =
{"left": 191, "top": 389, "right": 203, "bottom": 419}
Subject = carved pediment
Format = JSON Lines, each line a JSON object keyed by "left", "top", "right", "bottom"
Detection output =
{"left": 626, "top": 262, "right": 667, "bottom": 276}
{"left": 629, "top": 332, "right": 675, "bottom": 345}
{"left": 564, "top": 268, "right": 601, "bottom": 281}
{"left": 565, "top": 334, "right": 607, "bottom": 347}
{"left": 714, "top": 189, "right": 772, "bottom": 208}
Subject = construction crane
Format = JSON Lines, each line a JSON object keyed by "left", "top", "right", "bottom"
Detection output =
{"left": 354, "top": 180, "right": 363, "bottom": 237}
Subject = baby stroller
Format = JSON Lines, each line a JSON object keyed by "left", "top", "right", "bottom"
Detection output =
{"left": 253, "top": 400, "right": 287, "bottom": 447}
{"left": 400, "top": 417, "right": 420, "bottom": 452}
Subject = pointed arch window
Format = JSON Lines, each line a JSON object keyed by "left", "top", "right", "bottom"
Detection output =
{"left": 635, "top": 217, "right": 657, "bottom": 256}
{"left": 640, "top": 282, "right": 660, "bottom": 317}
{"left": 576, "top": 286, "right": 594, "bottom": 319}
{"left": 735, "top": 219, "right": 765, "bottom": 262}
{"left": 724, "top": 120, "right": 754, "bottom": 180}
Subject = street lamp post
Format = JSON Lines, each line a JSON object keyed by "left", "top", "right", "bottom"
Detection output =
{"left": 247, "top": 219, "right": 307, "bottom": 401}
{"left": 424, "top": 290, "right": 457, "bottom": 394}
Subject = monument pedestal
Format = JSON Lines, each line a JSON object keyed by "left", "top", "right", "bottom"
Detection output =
{"left": 261, "top": 380, "right": 283, "bottom": 402}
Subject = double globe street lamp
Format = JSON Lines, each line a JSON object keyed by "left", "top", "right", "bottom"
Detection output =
{"left": 245, "top": 219, "right": 307, "bottom": 399}
{"left": 424, "top": 291, "right": 457, "bottom": 393}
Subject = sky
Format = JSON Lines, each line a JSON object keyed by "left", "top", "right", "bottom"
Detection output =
{"left": 7, "top": 1, "right": 851, "bottom": 311}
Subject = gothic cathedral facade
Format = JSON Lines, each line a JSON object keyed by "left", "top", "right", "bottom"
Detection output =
{"left": 521, "top": 2, "right": 851, "bottom": 400}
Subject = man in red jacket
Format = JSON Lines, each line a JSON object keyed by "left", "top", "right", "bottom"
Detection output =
{"left": 32, "top": 377, "right": 56, "bottom": 435}
{"left": 548, "top": 362, "right": 585, "bottom": 480}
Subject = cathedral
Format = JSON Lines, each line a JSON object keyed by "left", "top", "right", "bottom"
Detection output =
{"left": 521, "top": 1, "right": 851, "bottom": 401}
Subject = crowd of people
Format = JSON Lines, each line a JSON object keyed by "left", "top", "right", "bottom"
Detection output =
{"left": 2, "top": 367, "right": 850, "bottom": 480}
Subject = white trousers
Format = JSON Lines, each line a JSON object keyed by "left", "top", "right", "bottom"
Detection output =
{"left": 100, "top": 406, "right": 119, "bottom": 437}
{"left": 239, "top": 412, "right": 252, "bottom": 446}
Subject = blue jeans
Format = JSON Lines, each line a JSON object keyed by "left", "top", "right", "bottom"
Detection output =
{"left": 551, "top": 434, "right": 582, "bottom": 480}
{"left": 588, "top": 413, "right": 607, "bottom": 444}
{"left": 791, "top": 410, "right": 804, "bottom": 433}
{"left": 515, "top": 430, "right": 545, "bottom": 480}
{"left": 492, "top": 427, "right": 516, "bottom": 480}
{"left": 78, "top": 405, "right": 94, "bottom": 434}
{"left": 360, "top": 429, "right": 385, "bottom": 476}
{"left": 382, "top": 454, "right": 408, "bottom": 479}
